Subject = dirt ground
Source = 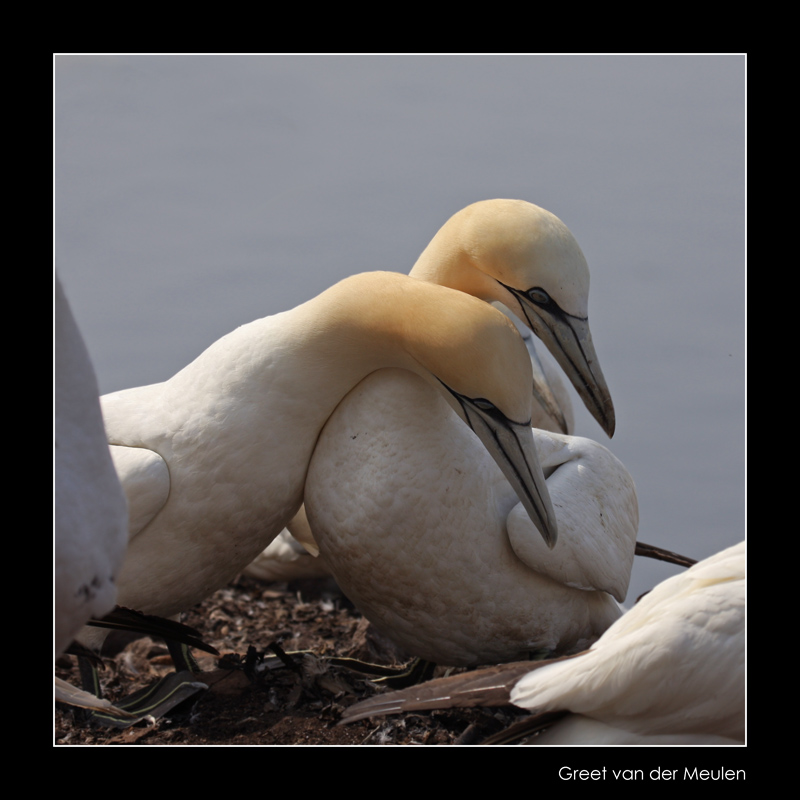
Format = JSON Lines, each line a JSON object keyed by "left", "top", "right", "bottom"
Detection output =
{"left": 55, "top": 574, "right": 529, "bottom": 746}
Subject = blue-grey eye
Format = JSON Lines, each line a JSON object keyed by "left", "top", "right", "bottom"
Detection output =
{"left": 473, "top": 398, "right": 496, "bottom": 411}
{"left": 527, "top": 287, "right": 550, "bottom": 305}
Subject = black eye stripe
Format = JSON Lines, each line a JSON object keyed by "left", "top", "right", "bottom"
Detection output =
{"left": 497, "top": 280, "right": 551, "bottom": 308}
{"left": 497, "top": 280, "right": 587, "bottom": 323}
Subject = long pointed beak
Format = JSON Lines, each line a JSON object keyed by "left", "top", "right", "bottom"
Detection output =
{"left": 447, "top": 391, "right": 558, "bottom": 548}
{"left": 508, "top": 290, "right": 615, "bottom": 438}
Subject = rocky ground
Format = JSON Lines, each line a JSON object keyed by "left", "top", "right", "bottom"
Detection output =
{"left": 55, "top": 574, "right": 529, "bottom": 746}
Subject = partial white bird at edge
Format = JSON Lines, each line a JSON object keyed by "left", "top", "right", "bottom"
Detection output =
{"left": 341, "top": 541, "right": 744, "bottom": 745}
{"left": 55, "top": 273, "right": 128, "bottom": 658}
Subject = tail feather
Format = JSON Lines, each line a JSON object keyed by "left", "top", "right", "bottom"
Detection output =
{"left": 340, "top": 660, "right": 547, "bottom": 724}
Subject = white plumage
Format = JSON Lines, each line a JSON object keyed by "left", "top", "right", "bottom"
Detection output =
{"left": 80, "top": 272, "right": 556, "bottom": 655}
{"left": 55, "top": 273, "right": 128, "bottom": 658}
{"left": 242, "top": 508, "right": 330, "bottom": 583}
{"left": 301, "top": 199, "right": 628, "bottom": 664}
{"left": 509, "top": 540, "right": 745, "bottom": 744}
{"left": 408, "top": 199, "right": 614, "bottom": 437}
{"left": 305, "top": 369, "right": 636, "bottom": 665}
{"left": 246, "top": 199, "right": 599, "bottom": 584}
{"left": 342, "top": 541, "right": 744, "bottom": 745}
{"left": 243, "top": 313, "right": 574, "bottom": 585}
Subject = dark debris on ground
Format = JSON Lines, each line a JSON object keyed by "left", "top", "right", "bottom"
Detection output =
{"left": 55, "top": 575, "right": 528, "bottom": 745}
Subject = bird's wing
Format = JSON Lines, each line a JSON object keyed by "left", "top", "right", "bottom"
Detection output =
{"left": 340, "top": 659, "right": 570, "bottom": 724}
{"left": 109, "top": 445, "right": 170, "bottom": 539}
{"left": 505, "top": 433, "right": 638, "bottom": 601}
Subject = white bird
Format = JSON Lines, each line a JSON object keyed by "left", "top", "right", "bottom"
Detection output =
{"left": 342, "top": 541, "right": 745, "bottom": 745}
{"left": 79, "top": 271, "right": 557, "bottom": 657}
{"left": 301, "top": 200, "right": 629, "bottom": 664}
{"left": 243, "top": 310, "right": 574, "bottom": 586}
{"left": 246, "top": 199, "right": 596, "bottom": 584}
{"left": 55, "top": 273, "right": 128, "bottom": 658}
{"left": 305, "top": 368, "right": 637, "bottom": 666}
{"left": 55, "top": 274, "right": 140, "bottom": 722}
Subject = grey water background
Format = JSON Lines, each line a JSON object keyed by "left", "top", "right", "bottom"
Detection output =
{"left": 55, "top": 54, "right": 745, "bottom": 606}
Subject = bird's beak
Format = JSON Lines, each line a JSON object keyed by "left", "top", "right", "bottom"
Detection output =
{"left": 527, "top": 339, "right": 571, "bottom": 435}
{"left": 446, "top": 389, "right": 558, "bottom": 548}
{"left": 507, "top": 288, "right": 615, "bottom": 438}
{"left": 495, "top": 304, "right": 571, "bottom": 435}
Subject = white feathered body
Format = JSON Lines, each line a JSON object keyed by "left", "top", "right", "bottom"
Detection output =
{"left": 306, "top": 369, "right": 638, "bottom": 666}
{"left": 97, "top": 272, "right": 550, "bottom": 622}
{"left": 55, "top": 275, "right": 129, "bottom": 656}
{"left": 101, "top": 305, "right": 375, "bottom": 617}
{"left": 512, "top": 541, "right": 745, "bottom": 743}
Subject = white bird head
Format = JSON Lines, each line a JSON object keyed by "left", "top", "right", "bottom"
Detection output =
{"left": 410, "top": 199, "right": 615, "bottom": 437}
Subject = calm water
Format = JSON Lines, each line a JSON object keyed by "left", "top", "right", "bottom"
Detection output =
{"left": 55, "top": 54, "right": 745, "bottom": 604}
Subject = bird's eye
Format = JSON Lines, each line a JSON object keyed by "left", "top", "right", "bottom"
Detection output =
{"left": 473, "top": 398, "right": 496, "bottom": 412}
{"left": 526, "top": 288, "right": 551, "bottom": 306}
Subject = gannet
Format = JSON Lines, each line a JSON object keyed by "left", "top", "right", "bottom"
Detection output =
{"left": 301, "top": 201, "right": 631, "bottom": 664}
{"left": 247, "top": 199, "right": 599, "bottom": 585}
{"left": 55, "top": 273, "right": 128, "bottom": 658}
{"left": 305, "top": 369, "right": 637, "bottom": 666}
{"left": 79, "top": 272, "right": 557, "bottom": 658}
{"left": 341, "top": 541, "right": 745, "bottom": 745}
{"left": 55, "top": 274, "right": 139, "bottom": 722}
{"left": 243, "top": 309, "right": 574, "bottom": 586}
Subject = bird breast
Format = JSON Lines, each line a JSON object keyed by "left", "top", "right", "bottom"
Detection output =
{"left": 305, "top": 369, "right": 624, "bottom": 666}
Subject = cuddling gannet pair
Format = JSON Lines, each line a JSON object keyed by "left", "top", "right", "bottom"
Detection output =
{"left": 244, "top": 307, "right": 576, "bottom": 585}
{"left": 72, "top": 199, "right": 630, "bottom": 684}
{"left": 245, "top": 199, "right": 603, "bottom": 586}
{"left": 78, "top": 261, "right": 558, "bottom": 660}
{"left": 342, "top": 541, "right": 745, "bottom": 745}
{"left": 300, "top": 200, "right": 634, "bottom": 665}
{"left": 243, "top": 317, "right": 575, "bottom": 585}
